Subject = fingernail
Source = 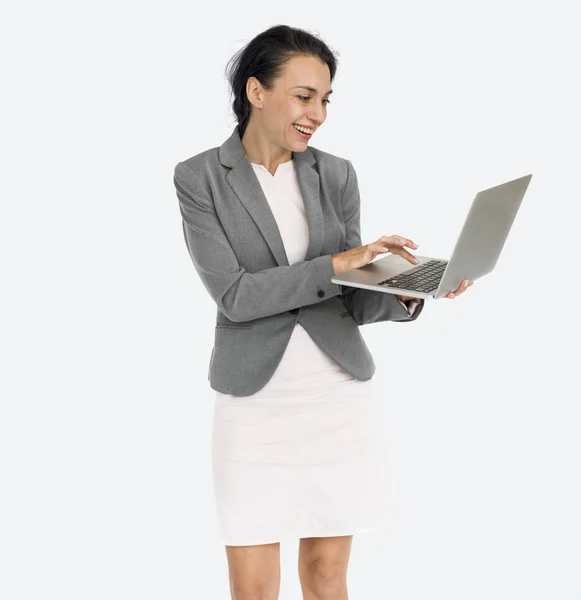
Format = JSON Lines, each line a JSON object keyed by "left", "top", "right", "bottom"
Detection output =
{"left": 413, "top": 258, "right": 419, "bottom": 264}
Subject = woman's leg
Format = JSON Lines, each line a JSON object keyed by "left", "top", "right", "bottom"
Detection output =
{"left": 298, "top": 535, "right": 353, "bottom": 600}
{"left": 225, "top": 542, "right": 281, "bottom": 600}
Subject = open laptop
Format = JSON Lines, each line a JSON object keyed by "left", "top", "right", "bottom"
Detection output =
{"left": 331, "top": 174, "right": 532, "bottom": 300}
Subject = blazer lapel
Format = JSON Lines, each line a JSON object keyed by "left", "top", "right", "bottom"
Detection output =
{"left": 218, "top": 126, "right": 324, "bottom": 267}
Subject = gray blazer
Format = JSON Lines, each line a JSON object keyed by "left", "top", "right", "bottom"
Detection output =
{"left": 173, "top": 125, "right": 424, "bottom": 396}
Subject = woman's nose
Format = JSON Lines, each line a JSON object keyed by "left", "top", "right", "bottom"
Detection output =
{"left": 308, "top": 106, "right": 325, "bottom": 125}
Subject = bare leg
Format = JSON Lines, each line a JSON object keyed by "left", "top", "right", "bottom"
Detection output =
{"left": 225, "top": 542, "right": 281, "bottom": 600}
{"left": 298, "top": 535, "right": 353, "bottom": 600}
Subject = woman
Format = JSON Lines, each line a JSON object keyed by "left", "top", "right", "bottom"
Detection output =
{"left": 174, "top": 24, "right": 472, "bottom": 600}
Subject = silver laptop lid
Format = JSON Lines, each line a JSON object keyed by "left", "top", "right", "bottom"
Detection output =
{"left": 434, "top": 174, "right": 532, "bottom": 299}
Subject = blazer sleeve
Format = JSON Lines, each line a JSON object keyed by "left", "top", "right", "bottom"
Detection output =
{"left": 397, "top": 297, "right": 422, "bottom": 317}
{"left": 339, "top": 159, "right": 425, "bottom": 325}
{"left": 174, "top": 161, "right": 343, "bottom": 323}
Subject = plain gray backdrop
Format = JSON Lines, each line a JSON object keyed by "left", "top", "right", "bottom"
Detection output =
{"left": 2, "top": 1, "right": 580, "bottom": 598}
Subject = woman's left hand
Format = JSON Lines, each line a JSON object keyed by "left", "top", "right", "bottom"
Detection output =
{"left": 397, "top": 279, "right": 473, "bottom": 302}
{"left": 444, "top": 279, "right": 473, "bottom": 299}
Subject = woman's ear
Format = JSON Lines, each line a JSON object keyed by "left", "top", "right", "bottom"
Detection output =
{"left": 246, "top": 77, "right": 264, "bottom": 109}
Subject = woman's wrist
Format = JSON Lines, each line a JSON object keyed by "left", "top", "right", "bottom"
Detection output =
{"left": 331, "top": 253, "right": 346, "bottom": 276}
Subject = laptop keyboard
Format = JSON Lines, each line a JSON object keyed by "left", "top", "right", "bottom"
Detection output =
{"left": 377, "top": 259, "right": 448, "bottom": 293}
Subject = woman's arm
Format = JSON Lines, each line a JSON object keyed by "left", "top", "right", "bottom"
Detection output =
{"left": 174, "top": 161, "right": 343, "bottom": 322}
{"left": 339, "top": 159, "right": 425, "bottom": 325}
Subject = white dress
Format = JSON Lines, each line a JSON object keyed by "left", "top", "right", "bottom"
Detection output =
{"left": 211, "top": 158, "right": 419, "bottom": 546}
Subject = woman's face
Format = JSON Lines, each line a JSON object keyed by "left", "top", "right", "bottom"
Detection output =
{"left": 247, "top": 54, "right": 332, "bottom": 151}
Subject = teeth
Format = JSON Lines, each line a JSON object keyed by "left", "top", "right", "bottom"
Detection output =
{"left": 294, "top": 124, "right": 314, "bottom": 134}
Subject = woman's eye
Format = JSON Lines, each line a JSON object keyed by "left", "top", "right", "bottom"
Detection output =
{"left": 298, "top": 95, "right": 331, "bottom": 105}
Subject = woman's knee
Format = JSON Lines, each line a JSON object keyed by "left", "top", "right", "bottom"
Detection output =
{"left": 226, "top": 542, "right": 281, "bottom": 600}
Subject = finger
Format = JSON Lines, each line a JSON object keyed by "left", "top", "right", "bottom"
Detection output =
{"left": 376, "top": 241, "right": 418, "bottom": 264}
{"left": 457, "top": 280, "right": 472, "bottom": 294}
{"left": 386, "top": 246, "right": 419, "bottom": 264}
{"left": 381, "top": 235, "right": 419, "bottom": 249}
{"left": 448, "top": 280, "right": 472, "bottom": 298}
{"left": 384, "top": 236, "right": 419, "bottom": 264}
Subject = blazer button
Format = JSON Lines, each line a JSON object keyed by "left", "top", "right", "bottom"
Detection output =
{"left": 317, "top": 290, "right": 325, "bottom": 298}
{"left": 289, "top": 308, "right": 299, "bottom": 315}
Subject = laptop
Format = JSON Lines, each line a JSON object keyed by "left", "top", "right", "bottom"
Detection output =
{"left": 331, "top": 174, "right": 532, "bottom": 300}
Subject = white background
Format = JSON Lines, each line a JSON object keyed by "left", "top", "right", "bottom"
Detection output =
{"left": 2, "top": 0, "right": 580, "bottom": 598}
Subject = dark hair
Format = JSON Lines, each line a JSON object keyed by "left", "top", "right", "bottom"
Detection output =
{"left": 224, "top": 25, "right": 339, "bottom": 139}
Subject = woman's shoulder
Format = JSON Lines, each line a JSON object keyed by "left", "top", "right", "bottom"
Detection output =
{"left": 174, "top": 146, "right": 219, "bottom": 178}
{"left": 173, "top": 146, "right": 221, "bottom": 196}
{"left": 307, "top": 145, "right": 352, "bottom": 180}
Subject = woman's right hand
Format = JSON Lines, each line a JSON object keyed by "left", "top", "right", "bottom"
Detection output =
{"left": 332, "top": 235, "right": 419, "bottom": 276}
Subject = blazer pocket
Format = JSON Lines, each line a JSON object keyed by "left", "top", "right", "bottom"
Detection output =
{"left": 215, "top": 323, "right": 252, "bottom": 329}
